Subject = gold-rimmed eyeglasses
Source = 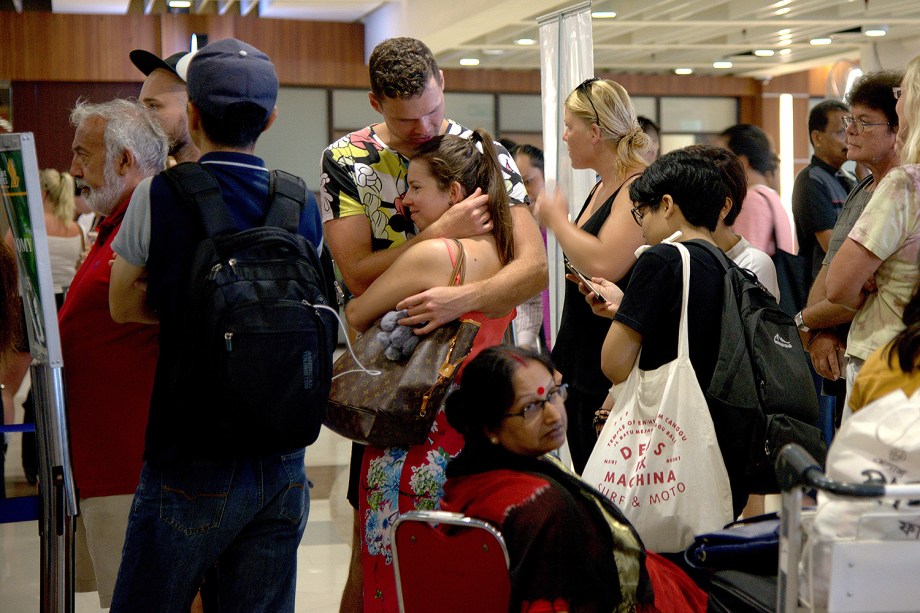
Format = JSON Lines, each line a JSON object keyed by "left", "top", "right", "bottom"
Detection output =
{"left": 842, "top": 115, "right": 890, "bottom": 135}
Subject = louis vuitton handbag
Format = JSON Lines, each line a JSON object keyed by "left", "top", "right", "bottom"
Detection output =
{"left": 324, "top": 239, "right": 481, "bottom": 448}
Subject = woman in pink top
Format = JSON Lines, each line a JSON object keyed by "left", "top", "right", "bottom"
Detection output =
{"left": 718, "top": 124, "right": 796, "bottom": 256}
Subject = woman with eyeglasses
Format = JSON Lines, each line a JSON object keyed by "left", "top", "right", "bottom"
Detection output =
{"left": 826, "top": 57, "right": 920, "bottom": 407}
{"left": 796, "top": 71, "right": 901, "bottom": 403}
{"left": 533, "top": 78, "right": 649, "bottom": 473}
{"left": 587, "top": 147, "right": 751, "bottom": 522}
{"left": 441, "top": 345, "right": 707, "bottom": 612}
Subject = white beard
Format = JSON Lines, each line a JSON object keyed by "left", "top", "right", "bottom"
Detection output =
{"left": 77, "top": 162, "right": 125, "bottom": 216}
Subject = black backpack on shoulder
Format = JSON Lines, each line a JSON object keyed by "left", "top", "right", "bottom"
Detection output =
{"left": 162, "top": 163, "right": 337, "bottom": 454}
{"left": 696, "top": 241, "right": 827, "bottom": 494}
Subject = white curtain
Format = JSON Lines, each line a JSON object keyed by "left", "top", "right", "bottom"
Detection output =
{"left": 538, "top": 2, "right": 595, "bottom": 346}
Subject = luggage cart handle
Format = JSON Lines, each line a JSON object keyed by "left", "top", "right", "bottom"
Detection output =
{"left": 775, "top": 443, "right": 885, "bottom": 498}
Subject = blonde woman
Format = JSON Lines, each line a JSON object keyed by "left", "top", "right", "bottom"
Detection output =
{"left": 534, "top": 78, "right": 648, "bottom": 472}
{"left": 39, "top": 169, "right": 84, "bottom": 305}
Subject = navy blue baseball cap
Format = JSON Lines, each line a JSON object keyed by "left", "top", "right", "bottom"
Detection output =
{"left": 176, "top": 38, "right": 278, "bottom": 122}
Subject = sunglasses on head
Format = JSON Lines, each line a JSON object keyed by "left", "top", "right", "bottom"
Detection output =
{"left": 578, "top": 77, "right": 601, "bottom": 127}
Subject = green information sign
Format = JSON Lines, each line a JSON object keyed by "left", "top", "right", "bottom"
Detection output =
{"left": 0, "top": 132, "right": 63, "bottom": 365}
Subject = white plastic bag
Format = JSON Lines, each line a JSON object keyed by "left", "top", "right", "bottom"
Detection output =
{"left": 801, "top": 388, "right": 920, "bottom": 609}
{"left": 581, "top": 242, "right": 734, "bottom": 552}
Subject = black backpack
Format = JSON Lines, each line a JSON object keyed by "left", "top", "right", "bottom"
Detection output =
{"left": 162, "top": 163, "right": 337, "bottom": 454}
{"left": 696, "top": 241, "right": 827, "bottom": 494}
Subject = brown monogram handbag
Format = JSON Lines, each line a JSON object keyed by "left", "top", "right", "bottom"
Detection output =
{"left": 324, "top": 239, "right": 481, "bottom": 447}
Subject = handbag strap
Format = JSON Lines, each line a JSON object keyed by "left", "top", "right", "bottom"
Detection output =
{"left": 665, "top": 241, "right": 692, "bottom": 360}
{"left": 442, "top": 238, "right": 466, "bottom": 287}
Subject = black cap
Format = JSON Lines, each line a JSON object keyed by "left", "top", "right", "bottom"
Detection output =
{"left": 129, "top": 50, "right": 188, "bottom": 81}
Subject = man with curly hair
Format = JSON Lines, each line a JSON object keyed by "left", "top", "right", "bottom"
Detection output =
{"left": 319, "top": 36, "right": 547, "bottom": 611}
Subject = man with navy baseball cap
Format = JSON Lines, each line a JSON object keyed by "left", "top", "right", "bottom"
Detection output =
{"left": 109, "top": 38, "right": 324, "bottom": 612}
{"left": 130, "top": 49, "right": 200, "bottom": 164}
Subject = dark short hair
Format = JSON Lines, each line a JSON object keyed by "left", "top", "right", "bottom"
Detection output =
{"left": 513, "top": 144, "right": 544, "bottom": 175}
{"left": 846, "top": 70, "right": 903, "bottom": 128}
{"left": 719, "top": 123, "right": 777, "bottom": 175}
{"left": 628, "top": 147, "right": 729, "bottom": 231}
{"left": 808, "top": 100, "right": 849, "bottom": 143}
{"left": 197, "top": 102, "right": 269, "bottom": 149}
{"left": 638, "top": 115, "right": 660, "bottom": 136}
{"left": 445, "top": 346, "right": 554, "bottom": 442}
{"left": 683, "top": 144, "right": 747, "bottom": 226}
{"left": 369, "top": 37, "right": 441, "bottom": 101}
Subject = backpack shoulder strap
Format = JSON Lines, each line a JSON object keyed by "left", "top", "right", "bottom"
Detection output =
{"left": 693, "top": 238, "right": 765, "bottom": 292}
{"left": 163, "top": 162, "right": 237, "bottom": 237}
{"left": 266, "top": 169, "right": 305, "bottom": 233}
{"left": 688, "top": 239, "right": 731, "bottom": 274}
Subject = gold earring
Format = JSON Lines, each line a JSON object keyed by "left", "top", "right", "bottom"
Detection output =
{"left": 489, "top": 437, "right": 499, "bottom": 445}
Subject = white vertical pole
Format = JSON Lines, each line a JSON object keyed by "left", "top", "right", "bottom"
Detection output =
{"left": 538, "top": 2, "right": 595, "bottom": 346}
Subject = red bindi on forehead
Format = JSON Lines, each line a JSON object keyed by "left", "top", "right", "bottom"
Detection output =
{"left": 537, "top": 386, "right": 545, "bottom": 396}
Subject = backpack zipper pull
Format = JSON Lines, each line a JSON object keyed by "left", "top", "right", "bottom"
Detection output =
{"left": 228, "top": 258, "right": 238, "bottom": 276}
{"left": 224, "top": 332, "right": 233, "bottom": 351}
{"left": 209, "top": 262, "right": 222, "bottom": 279}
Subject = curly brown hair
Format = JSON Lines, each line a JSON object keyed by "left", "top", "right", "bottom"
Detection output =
{"left": 369, "top": 37, "right": 441, "bottom": 101}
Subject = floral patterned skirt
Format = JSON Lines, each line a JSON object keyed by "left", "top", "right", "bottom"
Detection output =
{"left": 359, "top": 406, "right": 464, "bottom": 612}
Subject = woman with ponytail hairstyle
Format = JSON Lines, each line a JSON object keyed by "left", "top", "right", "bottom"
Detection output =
{"left": 532, "top": 78, "right": 648, "bottom": 473}
{"left": 344, "top": 128, "right": 516, "bottom": 611}
{"left": 39, "top": 168, "right": 84, "bottom": 304}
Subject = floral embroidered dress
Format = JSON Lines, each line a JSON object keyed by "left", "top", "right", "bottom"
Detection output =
{"left": 359, "top": 309, "right": 514, "bottom": 612}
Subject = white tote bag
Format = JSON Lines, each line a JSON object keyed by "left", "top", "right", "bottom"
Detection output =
{"left": 800, "top": 388, "right": 920, "bottom": 609}
{"left": 581, "top": 242, "right": 733, "bottom": 553}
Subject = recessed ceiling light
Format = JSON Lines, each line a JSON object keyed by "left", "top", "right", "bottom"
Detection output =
{"left": 168, "top": 0, "right": 191, "bottom": 7}
{"left": 778, "top": 28, "right": 791, "bottom": 36}
{"left": 779, "top": 48, "right": 792, "bottom": 56}
{"left": 864, "top": 27, "right": 888, "bottom": 37}
{"left": 779, "top": 39, "right": 791, "bottom": 46}
{"left": 592, "top": 11, "right": 617, "bottom": 19}
{"left": 459, "top": 58, "right": 480, "bottom": 66}
{"left": 754, "top": 49, "right": 775, "bottom": 57}
{"left": 482, "top": 49, "right": 506, "bottom": 56}
{"left": 810, "top": 37, "right": 832, "bottom": 45}
{"left": 775, "top": 7, "right": 791, "bottom": 15}
{"left": 515, "top": 38, "right": 536, "bottom": 46}
{"left": 674, "top": 68, "right": 693, "bottom": 75}
{"left": 774, "top": 0, "right": 792, "bottom": 6}
{"left": 713, "top": 61, "right": 733, "bottom": 69}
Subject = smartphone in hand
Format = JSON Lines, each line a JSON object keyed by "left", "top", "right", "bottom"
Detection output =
{"left": 564, "top": 259, "right": 604, "bottom": 301}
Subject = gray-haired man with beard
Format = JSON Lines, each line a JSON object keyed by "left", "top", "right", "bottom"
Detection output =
{"left": 59, "top": 98, "right": 167, "bottom": 608}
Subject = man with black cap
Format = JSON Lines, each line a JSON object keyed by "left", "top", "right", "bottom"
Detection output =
{"left": 130, "top": 49, "right": 201, "bottom": 164}
{"left": 108, "top": 38, "right": 324, "bottom": 612}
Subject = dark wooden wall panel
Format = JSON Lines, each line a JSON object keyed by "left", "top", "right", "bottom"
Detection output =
{"left": 11, "top": 81, "right": 142, "bottom": 172}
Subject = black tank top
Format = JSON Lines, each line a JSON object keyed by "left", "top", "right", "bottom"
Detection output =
{"left": 551, "top": 180, "right": 636, "bottom": 394}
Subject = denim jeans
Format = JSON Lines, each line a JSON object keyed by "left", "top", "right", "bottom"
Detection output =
{"left": 110, "top": 448, "right": 309, "bottom": 613}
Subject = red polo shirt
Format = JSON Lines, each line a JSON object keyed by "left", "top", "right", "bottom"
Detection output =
{"left": 58, "top": 194, "right": 158, "bottom": 499}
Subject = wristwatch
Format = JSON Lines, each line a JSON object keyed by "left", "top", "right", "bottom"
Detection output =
{"left": 794, "top": 310, "right": 810, "bottom": 333}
